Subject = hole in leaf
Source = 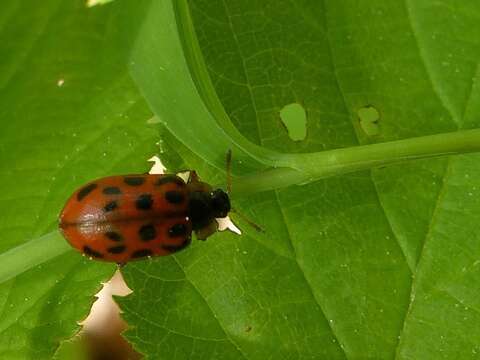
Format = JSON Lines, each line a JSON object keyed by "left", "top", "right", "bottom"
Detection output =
{"left": 279, "top": 103, "right": 307, "bottom": 141}
{"left": 148, "top": 155, "right": 167, "bottom": 174}
{"left": 80, "top": 270, "right": 140, "bottom": 359}
{"left": 357, "top": 105, "right": 380, "bottom": 136}
{"left": 217, "top": 216, "right": 242, "bottom": 235}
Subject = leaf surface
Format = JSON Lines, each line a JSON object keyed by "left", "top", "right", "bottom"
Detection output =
{"left": 2, "top": 0, "right": 480, "bottom": 359}
{"left": 117, "top": 1, "right": 480, "bottom": 359}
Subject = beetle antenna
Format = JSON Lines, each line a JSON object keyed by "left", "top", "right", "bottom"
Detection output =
{"left": 226, "top": 149, "right": 232, "bottom": 194}
{"left": 231, "top": 208, "right": 264, "bottom": 233}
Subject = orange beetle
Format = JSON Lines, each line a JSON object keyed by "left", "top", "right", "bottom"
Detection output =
{"left": 59, "top": 171, "right": 230, "bottom": 264}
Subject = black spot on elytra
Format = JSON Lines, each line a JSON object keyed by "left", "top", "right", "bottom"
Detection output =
{"left": 104, "top": 200, "right": 118, "bottom": 212}
{"left": 139, "top": 224, "right": 156, "bottom": 241}
{"left": 83, "top": 246, "right": 103, "bottom": 258}
{"left": 165, "top": 190, "right": 185, "bottom": 204}
{"left": 107, "top": 245, "right": 126, "bottom": 254}
{"left": 162, "top": 237, "right": 191, "bottom": 252}
{"left": 131, "top": 249, "right": 153, "bottom": 258}
{"left": 105, "top": 231, "right": 122, "bottom": 242}
{"left": 136, "top": 194, "right": 153, "bottom": 210}
{"left": 103, "top": 186, "right": 122, "bottom": 195}
{"left": 77, "top": 183, "right": 97, "bottom": 201}
{"left": 124, "top": 176, "right": 145, "bottom": 186}
{"left": 155, "top": 175, "right": 184, "bottom": 186}
{"left": 168, "top": 223, "right": 188, "bottom": 237}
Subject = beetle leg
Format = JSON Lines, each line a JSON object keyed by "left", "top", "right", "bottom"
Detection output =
{"left": 195, "top": 220, "right": 218, "bottom": 240}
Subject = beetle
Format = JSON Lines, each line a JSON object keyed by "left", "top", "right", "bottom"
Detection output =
{"left": 59, "top": 170, "right": 230, "bottom": 264}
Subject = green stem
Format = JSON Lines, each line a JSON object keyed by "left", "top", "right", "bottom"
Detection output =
{"left": 3, "top": 129, "right": 479, "bottom": 283}
{"left": 231, "top": 129, "right": 480, "bottom": 195}
{"left": 0, "top": 231, "right": 71, "bottom": 284}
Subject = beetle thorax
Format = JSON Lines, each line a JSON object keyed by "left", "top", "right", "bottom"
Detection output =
{"left": 188, "top": 189, "right": 230, "bottom": 230}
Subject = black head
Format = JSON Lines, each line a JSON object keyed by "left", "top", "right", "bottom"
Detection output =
{"left": 210, "top": 189, "right": 230, "bottom": 218}
{"left": 188, "top": 188, "right": 231, "bottom": 231}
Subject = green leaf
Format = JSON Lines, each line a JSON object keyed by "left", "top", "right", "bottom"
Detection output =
{"left": 117, "top": 0, "right": 480, "bottom": 359}
{"left": 0, "top": 1, "right": 157, "bottom": 358}
{"left": 3, "top": 0, "right": 480, "bottom": 359}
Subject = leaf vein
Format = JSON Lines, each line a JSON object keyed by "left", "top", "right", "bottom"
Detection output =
{"left": 170, "top": 255, "right": 250, "bottom": 360}
{"left": 273, "top": 191, "right": 348, "bottom": 359}
{"left": 393, "top": 158, "right": 453, "bottom": 359}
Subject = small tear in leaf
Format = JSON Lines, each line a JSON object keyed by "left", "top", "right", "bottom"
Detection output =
{"left": 148, "top": 155, "right": 167, "bottom": 174}
{"left": 175, "top": 171, "right": 190, "bottom": 183}
{"left": 86, "top": 0, "right": 115, "bottom": 7}
{"left": 80, "top": 270, "right": 132, "bottom": 328}
{"left": 357, "top": 105, "right": 380, "bottom": 136}
{"left": 279, "top": 103, "right": 307, "bottom": 141}
{"left": 217, "top": 216, "right": 242, "bottom": 235}
{"left": 79, "top": 271, "right": 139, "bottom": 358}
{"left": 57, "top": 79, "right": 65, "bottom": 87}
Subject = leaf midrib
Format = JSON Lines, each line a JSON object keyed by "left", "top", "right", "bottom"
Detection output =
{"left": 170, "top": 256, "right": 249, "bottom": 360}
{"left": 393, "top": 0, "right": 465, "bottom": 358}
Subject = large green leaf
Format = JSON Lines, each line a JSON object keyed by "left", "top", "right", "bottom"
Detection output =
{"left": 2, "top": 0, "right": 480, "bottom": 359}
{"left": 117, "top": 1, "right": 480, "bottom": 359}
